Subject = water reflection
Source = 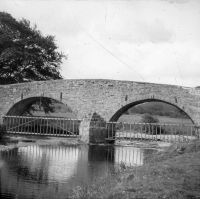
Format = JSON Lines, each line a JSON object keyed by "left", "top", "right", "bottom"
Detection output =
{"left": 115, "top": 146, "right": 144, "bottom": 166}
{"left": 0, "top": 144, "right": 156, "bottom": 199}
{"left": 18, "top": 146, "right": 79, "bottom": 182}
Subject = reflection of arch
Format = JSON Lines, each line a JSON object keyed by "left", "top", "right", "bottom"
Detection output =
{"left": 109, "top": 99, "right": 194, "bottom": 124}
{"left": 6, "top": 96, "right": 75, "bottom": 117}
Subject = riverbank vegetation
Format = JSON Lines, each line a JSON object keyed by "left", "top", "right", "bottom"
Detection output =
{"left": 69, "top": 140, "right": 200, "bottom": 199}
{"left": 0, "top": 124, "right": 6, "bottom": 140}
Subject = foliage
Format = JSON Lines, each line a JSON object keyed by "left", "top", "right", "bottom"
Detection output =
{"left": 141, "top": 113, "right": 159, "bottom": 123}
{"left": 140, "top": 114, "right": 168, "bottom": 135}
{"left": 23, "top": 98, "right": 56, "bottom": 115}
{"left": 0, "top": 12, "right": 66, "bottom": 84}
{"left": 0, "top": 124, "right": 6, "bottom": 140}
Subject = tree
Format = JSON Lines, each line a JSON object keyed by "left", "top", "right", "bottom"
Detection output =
{"left": 140, "top": 113, "right": 167, "bottom": 135}
{"left": 0, "top": 12, "right": 66, "bottom": 84}
{"left": 141, "top": 113, "right": 159, "bottom": 123}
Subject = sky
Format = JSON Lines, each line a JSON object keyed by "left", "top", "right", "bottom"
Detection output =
{"left": 0, "top": 0, "right": 200, "bottom": 87}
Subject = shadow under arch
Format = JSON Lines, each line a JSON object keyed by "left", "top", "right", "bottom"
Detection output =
{"left": 109, "top": 98, "right": 194, "bottom": 124}
{"left": 6, "top": 96, "right": 75, "bottom": 117}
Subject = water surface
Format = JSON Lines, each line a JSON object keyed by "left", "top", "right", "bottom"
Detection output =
{"left": 0, "top": 144, "right": 156, "bottom": 199}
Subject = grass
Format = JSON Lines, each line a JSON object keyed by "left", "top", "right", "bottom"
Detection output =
{"left": 68, "top": 140, "right": 200, "bottom": 199}
{"left": 119, "top": 114, "right": 193, "bottom": 125}
{"left": 117, "top": 114, "right": 196, "bottom": 140}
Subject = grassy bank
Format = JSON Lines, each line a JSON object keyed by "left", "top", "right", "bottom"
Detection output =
{"left": 69, "top": 140, "right": 200, "bottom": 199}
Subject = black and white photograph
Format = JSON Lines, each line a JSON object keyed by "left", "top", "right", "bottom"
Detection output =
{"left": 0, "top": 0, "right": 200, "bottom": 198}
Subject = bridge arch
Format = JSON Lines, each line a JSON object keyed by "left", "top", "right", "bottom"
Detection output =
{"left": 109, "top": 98, "right": 195, "bottom": 124}
{"left": 6, "top": 96, "right": 76, "bottom": 117}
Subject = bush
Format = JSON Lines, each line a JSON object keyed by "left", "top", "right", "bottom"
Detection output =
{"left": 141, "top": 113, "right": 159, "bottom": 123}
{"left": 140, "top": 114, "right": 167, "bottom": 135}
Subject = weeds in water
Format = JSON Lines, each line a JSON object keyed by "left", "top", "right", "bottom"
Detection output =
{"left": 119, "top": 161, "right": 127, "bottom": 170}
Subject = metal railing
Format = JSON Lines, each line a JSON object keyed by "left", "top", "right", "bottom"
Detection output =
{"left": 2, "top": 116, "right": 200, "bottom": 142}
{"left": 106, "top": 122, "right": 200, "bottom": 142}
{"left": 3, "top": 115, "right": 81, "bottom": 137}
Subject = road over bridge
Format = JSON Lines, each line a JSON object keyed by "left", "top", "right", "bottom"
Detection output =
{"left": 0, "top": 79, "right": 200, "bottom": 143}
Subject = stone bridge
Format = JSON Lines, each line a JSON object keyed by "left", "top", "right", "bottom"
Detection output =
{"left": 0, "top": 79, "right": 200, "bottom": 143}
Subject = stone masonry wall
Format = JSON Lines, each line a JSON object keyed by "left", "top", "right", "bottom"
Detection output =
{"left": 0, "top": 79, "right": 200, "bottom": 143}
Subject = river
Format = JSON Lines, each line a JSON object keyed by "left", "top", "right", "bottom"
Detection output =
{"left": 0, "top": 144, "right": 157, "bottom": 199}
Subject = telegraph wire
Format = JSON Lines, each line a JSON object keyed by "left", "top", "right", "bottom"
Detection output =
{"left": 85, "top": 32, "right": 145, "bottom": 81}
{"left": 174, "top": 51, "right": 183, "bottom": 86}
{"left": 72, "top": 15, "right": 145, "bottom": 81}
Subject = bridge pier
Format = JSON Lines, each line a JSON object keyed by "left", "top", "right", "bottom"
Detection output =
{"left": 79, "top": 113, "right": 113, "bottom": 144}
{"left": 89, "top": 113, "right": 113, "bottom": 144}
{"left": 79, "top": 120, "right": 90, "bottom": 144}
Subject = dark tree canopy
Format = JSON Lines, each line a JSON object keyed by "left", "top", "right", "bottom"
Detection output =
{"left": 0, "top": 12, "right": 65, "bottom": 84}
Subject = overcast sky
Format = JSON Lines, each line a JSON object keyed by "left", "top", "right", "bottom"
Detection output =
{"left": 1, "top": 0, "right": 200, "bottom": 87}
